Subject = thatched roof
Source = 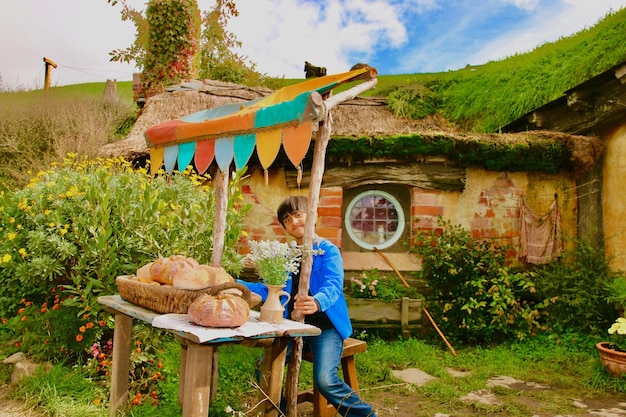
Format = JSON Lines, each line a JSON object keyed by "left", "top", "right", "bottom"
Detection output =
{"left": 99, "top": 79, "right": 603, "bottom": 175}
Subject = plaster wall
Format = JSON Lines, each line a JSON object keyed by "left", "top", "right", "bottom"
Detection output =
{"left": 240, "top": 165, "right": 577, "bottom": 272}
{"left": 603, "top": 125, "right": 626, "bottom": 272}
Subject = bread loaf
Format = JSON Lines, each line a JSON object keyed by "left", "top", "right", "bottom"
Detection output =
{"left": 136, "top": 262, "right": 154, "bottom": 284}
{"left": 188, "top": 293, "right": 250, "bottom": 328}
{"left": 172, "top": 264, "right": 211, "bottom": 290}
{"left": 201, "top": 265, "right": 234, "bottom": 285}
{"left": 149, "top": 255, "right": 199, "bottom": 285}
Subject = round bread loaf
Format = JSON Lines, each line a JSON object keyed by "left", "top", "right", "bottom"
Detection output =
{"left": 188, "top": 293, "right": 250, "bottom": 328}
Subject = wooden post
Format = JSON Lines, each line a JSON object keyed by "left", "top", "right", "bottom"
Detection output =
{"left": 284, "top": 76, "right": 378, "bottom": 416}
{"left": 210, "top": 168, "right": 229, "bottom": 267}
{"left": 43, "top": 57, "right": 57, "bottom": 93}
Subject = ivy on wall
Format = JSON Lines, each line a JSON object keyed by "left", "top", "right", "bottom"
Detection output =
{"left": 142, "top": 0, "right": 202, "bottom": 97}
{"left": 322, "top": 134, "right": 578, "bottom": 174}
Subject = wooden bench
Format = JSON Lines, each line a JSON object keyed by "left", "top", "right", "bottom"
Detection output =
{"left": 297, "top": 337, "right": 367, "bottom": 417}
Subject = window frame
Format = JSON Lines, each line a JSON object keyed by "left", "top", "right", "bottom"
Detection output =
{"left": 343, "top": 189, "right": 406, "bottom": 251}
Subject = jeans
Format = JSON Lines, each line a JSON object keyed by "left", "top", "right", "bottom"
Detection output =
{"left": 304, "top": 328, "right": 376, "bottom": 417}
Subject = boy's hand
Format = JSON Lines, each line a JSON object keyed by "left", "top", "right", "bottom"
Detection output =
{"left": 294, "top": 294, "right": 319, "bottom": 315}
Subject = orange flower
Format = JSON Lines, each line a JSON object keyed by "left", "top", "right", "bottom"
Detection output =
{"left": 86, "top": 322, "right": 94, "bottom": 329}
{"left": 99, "top": 320, "right": 105, "bottom": 327}
{"left": 14, "top": 341, "right": 20, "bottom": 348}
{"left": 76, "top": 334, "right": 83, "bottom": 342}
{"left": 18, "top": 308, "right": 25, "bottom": 314}
{"left": 2, "top": 318, "right": 7, "bottom": 324}
{"left": 40, "top": 307, "right": 47, "bottom": 313}
{"left": 82, "top": 314, "right": 89, "bottom": 320}
{"left": 52, "top": 304, "right": 59, "bottom": 310}
{"left": 79, "top": 326, "right": 86, "bottom": 333}
{"left": 21, "top": 316, "right": 27, "bottom": 322}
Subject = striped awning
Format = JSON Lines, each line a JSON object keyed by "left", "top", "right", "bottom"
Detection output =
{"left": 144, "top": 66, "right": 373, "bottom": 176}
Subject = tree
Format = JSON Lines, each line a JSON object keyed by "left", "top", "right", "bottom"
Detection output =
{"left": 199, "top": 0, "right": 260, "bottom": 84}
{"left": 141, "top": 0, "right": 201, "bottom": 96}
{"left": 108, "top": 0, "right": 265, "bottom": 92}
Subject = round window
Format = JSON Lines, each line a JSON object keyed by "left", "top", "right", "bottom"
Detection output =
{"left": 344, "top": 190, "right": 405, "bottom": 250}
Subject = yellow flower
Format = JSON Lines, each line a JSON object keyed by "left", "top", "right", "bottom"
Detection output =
{"left": 18, "top": 248, "right": 27, "bottom": 258}
{"left": 7, "top": 232, "right": 17, "bottom": 241}
{"left": 49, "top": 222, "right": 55, "bottom": 228}
{"left": 43, "top": 209, "right": 51, "bottom": 215}
{"left": 2, "top": 254, "right": 11, "bottom": 263}
{"left": 59, "top": 228, "right": 68, "bottom": 236}
{"left": 9, "top": 217, "right": 15, "bottom": 224}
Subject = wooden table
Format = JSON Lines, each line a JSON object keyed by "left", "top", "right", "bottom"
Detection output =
{"left": 98, "top": 295, "right": 321, "bottom": 417}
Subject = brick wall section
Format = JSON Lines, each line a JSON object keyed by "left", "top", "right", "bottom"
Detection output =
{"left": 317, "top": 187, "right": 343, "bottom": 248}
{"left": 470, "top": 174, "right": 522, "bottom": 258}
{"left": 411, "top": 189, "right": 444, "bottom": 239}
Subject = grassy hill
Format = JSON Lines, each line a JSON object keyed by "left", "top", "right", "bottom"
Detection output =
{"left": 1, "top": 7, "right": 625, "bottom": 189}
{"left": 13, "top": 6, "right": 626, "bottom": 134}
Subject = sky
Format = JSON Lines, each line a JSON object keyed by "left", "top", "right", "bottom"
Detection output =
{"left": 2, "top": 0, "right": 626, "bottom": 91}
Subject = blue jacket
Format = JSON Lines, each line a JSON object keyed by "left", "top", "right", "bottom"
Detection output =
{"left": 238, "top": 238, "right": 353, "bottom": 339}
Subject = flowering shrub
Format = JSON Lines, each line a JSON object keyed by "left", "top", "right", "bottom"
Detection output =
{"left": 348, "top": 268, "right": 420, "bottom": 302}
{"left": 244, "top": 240, "right": 303, "bottom": 286}
{"left": 608, "top": 317, "right": 626, "bottom": 352}
{"left": 0, "top": 154, "right": 250, "bottom": 363}
{"left": 409, "top": 219, "right": 555, "bottom": 346}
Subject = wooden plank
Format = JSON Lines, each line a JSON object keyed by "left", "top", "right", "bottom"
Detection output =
{"left": 401, "top": 297, "right": 410, "bottom": 339}
{"left": 346, "top": 298, "right": 422, "bottom": 322}
{"left": 286, "top": 162, "right": 466, "bottom": 190}
{"left": 259, "top": 338, "right": 288, "bottom": 417}
{"left": 109, "top": 313, "right": 133, "bottom": 417}
{"left": 182, "top": 343, "right": 214, "bottom": 417}
{"left": 99, "top": 295, "right": 159, "bottom": 324}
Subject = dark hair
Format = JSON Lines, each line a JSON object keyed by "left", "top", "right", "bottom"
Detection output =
{"left": 277, "top": 196, "right": 308, "bottom": 227}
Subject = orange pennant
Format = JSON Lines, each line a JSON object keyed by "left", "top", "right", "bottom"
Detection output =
{"left": 282, "top": 121, "right": 312, "bottom": 168}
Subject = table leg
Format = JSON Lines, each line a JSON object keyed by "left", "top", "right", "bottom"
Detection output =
{"left": 179, "top": 343, "right": 187, "bottom": 406}
{"left": 109, "top": 313, "right": 133, "bottom": 417}
{"left": 259, "top": 338, "right": 288, "bottom": 417}
{"left": 210, "top": 349, "right": 219, "bottom": 403}
{"left": 181, "top": 342, "right": 214, "bottom": 417}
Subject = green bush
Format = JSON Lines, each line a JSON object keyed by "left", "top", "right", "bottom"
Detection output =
{"left": 0, "top": 154, "right": 250, "bottom": 362}
{"left": 409, "top": 220, "right": 554, "bottom": 346}
{"left": 533, "top": 239, "right": 620, "bottom": 335}
{"left": 387, "top": 84, "right": 441, "bottom": 119}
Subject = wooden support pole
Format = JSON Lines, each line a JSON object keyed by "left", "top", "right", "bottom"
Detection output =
{"left": 43, "top": 57, "right": 57, "bottom": 92}
{"left": 284, "top": 76, "right": 379, "bottom": 416}
{"left": 210, "top": 169, "right": 229, "bottom": 267}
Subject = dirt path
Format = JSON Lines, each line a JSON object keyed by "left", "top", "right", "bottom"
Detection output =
{"left": 0, "top": 385, "right": 42, "bottom": 417}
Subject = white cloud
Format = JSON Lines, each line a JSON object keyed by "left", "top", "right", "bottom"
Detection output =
{"left": 467, "top": 0, "right": 626, "bottom": 67}
{"left": 230, "top": 0, "right": 406, "bottom": 77}
{"left": 504, "top": 0, "right": 540, "bottom": 11}
{"left": 2, "top": 0, "right": 626, "bottom": 89}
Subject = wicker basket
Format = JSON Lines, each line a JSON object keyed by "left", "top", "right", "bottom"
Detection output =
{"left": 116, "top": 275, "right": 252, "bottom": 314}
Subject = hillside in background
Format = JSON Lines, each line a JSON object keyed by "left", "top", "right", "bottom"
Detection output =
{"left": 377, "top": 7, "right": 626, "bottom": 132}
